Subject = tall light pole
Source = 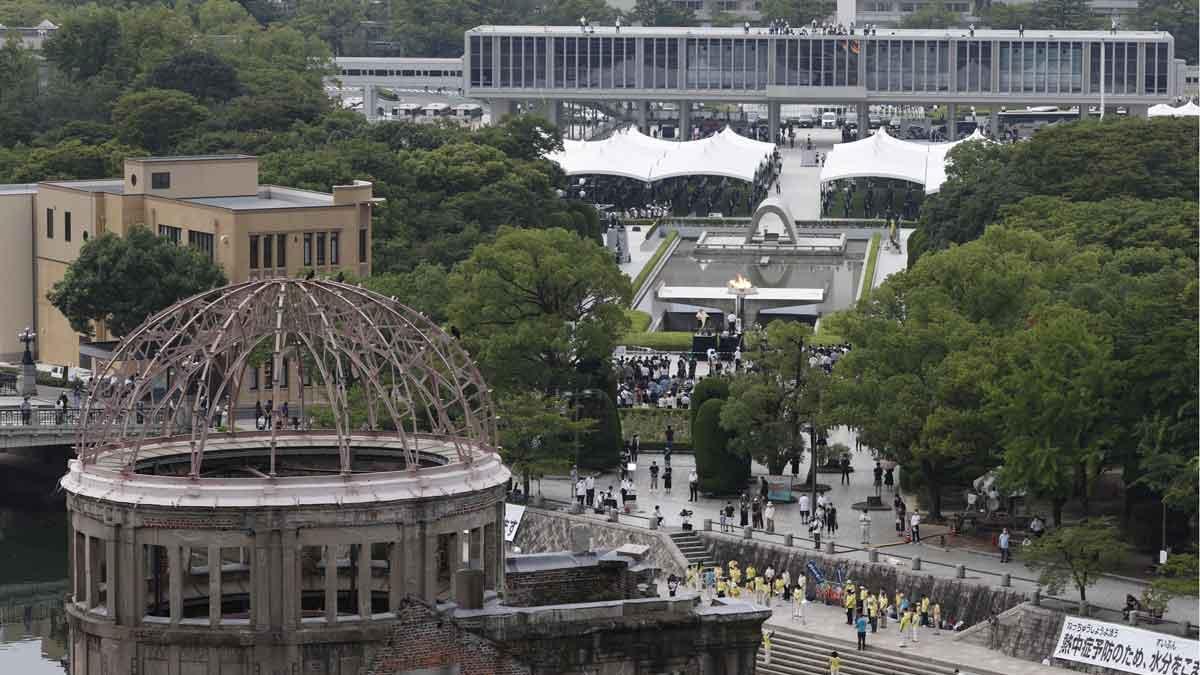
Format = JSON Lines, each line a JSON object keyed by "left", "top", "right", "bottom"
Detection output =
{"left": 16, "top": 326, "right": 37, "bottom": 395}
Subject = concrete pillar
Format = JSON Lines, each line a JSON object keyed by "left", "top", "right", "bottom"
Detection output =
{"left": 388, "top": 537, "right": 404, "bottom": 611}
{"left": 857, "top": 102, "right": 869, "bottom": 139}
{"left": 783, "top": 533, "right": 794, "bottom": 547}
{"left": 72, "top": 532, "right": 84, "bottom": 604}
{"left": 364, "top": 85, "right": 377, "bottom": 122}
{"left": 955, "top": 564, "right": 966, "bottom": 579}
{"left": 1000, "top": 572, "right": 1011, "bottom": 587}
{"left": 768, "top": 102, "right": 781, "bottom": 143}
{"left": 490, "top": 98, "right": 514, "bottom": 122}
{"left": 911, "top": 556, "right": 922, "bottom": 571}
{"left": 469, "top": 527, "right": 483, "bottom": 570}
{"left": 208, "top": 545, "right": 221, "bottom": 626}
{"left": 168, "top": 544, "right": 183, "bottom": 625}
{"left": 282, "top": 529, "right": 299, "bottom": 630}
{"left": 1128, "top": 104, "right": 1149, "bottom": 118}
{"left": 679, "top": 100, "right": 691, "bottom": 141}
{"left": 989, "top": 110, "right": 1000, "bottom": 137}
{"left": 542, "top": 99, "right": 562, "bottom": 126}
{"left": 358, "top": 541, "right": 372, "bottom": 618}
{"left": 946, "top": 104, "right": 958, "bottom": 140}
{"left": 85, "top": 536, "right": 99, "bottom": 609}
{"left": 324, "top": 545, "right": 338, "bottom": 623}
{"left": 424, "top": 529, "right": 439, "bottom": 604}
{"left": 637, "top": 100, "right": 650, "bottom": 133}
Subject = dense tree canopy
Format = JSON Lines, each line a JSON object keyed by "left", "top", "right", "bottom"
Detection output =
{"left": 48, "top": 225, "right": 228, "bottom": 338}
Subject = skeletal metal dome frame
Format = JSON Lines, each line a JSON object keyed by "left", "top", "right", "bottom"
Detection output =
{"left": 76, "top": 279, "right": 496, "bottom": 476}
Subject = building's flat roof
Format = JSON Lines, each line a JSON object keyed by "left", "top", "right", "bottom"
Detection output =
{"left": 42, "top": 179, "right": 125, "bottom": 195}
{"left": 0, "top": 183, "right": 38, "bottom": 195}
{"left": 128, "top": 154, "right": 255, "bottom": 163}
{"left": 335, "top": 56, "right": 463, "bottom": 65}
{"left": 468, "top": 25, "right": 1171, "bottom": 40}
{"left": 184, "top": 186, "right": 336, "bottom": 211}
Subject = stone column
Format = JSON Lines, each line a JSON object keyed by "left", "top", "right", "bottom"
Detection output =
{"left": 490, "top": 99, "right": 514, "bottom": 122}
{"left": 990, "top": 110, "right": 1000, "bottom": 137}
{"left": 637, "top": 100, "right": 650, "bottom": 133}
{"left": 857, "top": 102, "right": 869, "bottom": 139}
{"left": 469, "top": 527, "right": 483, "bottom": 571}
{"left": 364, "top": 85, "right": 377, "bottom": 122}
{"left": 357, "top": 541, "right": 372, "bottom": 618}
{"left": 768, "top": 102, "right": 781, "bottom": 143}
{"left": 85, "top": 535, "right": 99, "bottom": 609}
{"left": 324, "top": 545, "right": 338, "bottom": 623}
{"left": 424, "top": 528, "right": 439, "bottom": 604}
{"left": 72, "top": 531, "right": 84, "bottom": 604}
{"left": 1127, "top": 104, "right": 1149, "bottom": 118}
{"left": 282, "top": 529, "right": 299, "bottom": 630}
{"left": 947, "top": 103, "right": 958, "bottom": 140}
{"left": 168, "top": 544, "right": 183, "bottom": 625}
{"left": 679, "top": 100, "right": 692, "bottom": 141}
{"left": 388, "top": 536, "right": 404, "bottom": 611}
{"left": 208, "top": 544, "right": 222, "bottom": 626}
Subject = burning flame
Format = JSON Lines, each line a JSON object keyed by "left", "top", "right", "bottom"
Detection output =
{"left": 728, "top": 274, "right": 754, "bottom": 292}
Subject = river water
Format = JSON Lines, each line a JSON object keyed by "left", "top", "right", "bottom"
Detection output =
{"left": 0, "top": 465, "right": 71, "bottom": 674}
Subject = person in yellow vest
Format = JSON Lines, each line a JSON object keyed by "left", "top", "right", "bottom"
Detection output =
{"left": 908, "top": 607, "right": 920, "bottom": 643}
{"left": 844, "top": 584, "right": 857, "bottom": 625}
{"left": 895, "top": 591, "right": 904, "bottom": 615}
{"left": 866, "top": 594, "right": 878, "bottom": 633}
{"left": 729, "top": 580, "right": 742, "bottom": 598}
{"left": 828, "top": 649, "right": 842, "bottom": 674}
{"left": 773, "top": 576, "right": 786, "bottom": 606}
{"left": 877, "top": 590, "right": 889, "bottom": 629}
{"left": 792, "top": 584, "right": 806, "bottom": 623}
{"left": 746, "top": 564, "right": 757, "bottom": 582}
{"left": 729, "top": 563, "right": 742, "bottom": 586}
{"left": 754, "top": 577, "right": 766, "bottom": 604}
{"left": 932, "top": 602, "right": 942, "bottom": 634}
{"left": 919, "top": 594, "right": 930, "bottom": 628}
{"left": 858, "top": 586, "right": 869, "bottom": 614}
{"left": 898, "top": 609, "right": 911, "bottom": 647}
{"left": 762, "top": 628, "right": 774, "bottom": 665}
{"left": 686, "top": 565, "right": 698, "bottom": 591}
{"left": 717, "top": 578, "right": 728, "bottom": 598}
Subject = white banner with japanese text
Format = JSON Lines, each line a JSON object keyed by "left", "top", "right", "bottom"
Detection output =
{"left": 504, "top": 503, "right": 526, "bottom": 543}
{"left": 1052, "top": 616, "right": 1199, "bottom": 675}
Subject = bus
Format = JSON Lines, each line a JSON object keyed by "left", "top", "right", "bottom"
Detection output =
{"left": 420, "top": 102, "right": 451, "bottom": 118}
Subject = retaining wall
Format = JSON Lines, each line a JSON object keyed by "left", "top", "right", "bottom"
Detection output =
{"left": 512, "top": 507, "right": 688, "bottom": 578}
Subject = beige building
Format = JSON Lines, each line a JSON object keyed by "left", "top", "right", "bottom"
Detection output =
{"left": 0, "top": 155, "right": 378, "bottom": 370}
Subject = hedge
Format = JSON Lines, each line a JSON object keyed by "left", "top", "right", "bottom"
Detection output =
{"left": 619, "top": 408, "right": 690, "bottom": 445}
{"left": 862, "top": 231, "right": 882, "bottom": 295}
{"left": 693, "top": 398, "right": 744, "bottom": 494}
{"left": 577, "top": 390, "right": 622, "bottom": 471}
{"left": 631, "top": 231, "right": 678, "bottom": 298}
{"left": 625, "top": 309, "right": 651, "bottom": 332}
{"left": 689, "top": 376, "right": 731, "bottom": 433}
{"left": 618, "top": 331, "right": 693, "bottom": 351}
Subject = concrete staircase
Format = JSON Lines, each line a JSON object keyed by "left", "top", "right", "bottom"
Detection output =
{"left": 758, "top": 624, "right": 991, "bottom": 675}
{"left": 669, "top": 530, "right": 716, "bottom": 569}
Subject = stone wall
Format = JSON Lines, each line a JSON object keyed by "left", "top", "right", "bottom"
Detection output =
{"left": 512, "top": 508, "right": 688, "bottom": 578}
{"left": 702, "top": 532, "right": 1027, "bottom": 627}
{"left": 505, "top": 556, "right": 657, "bottom": 607}
{"left": 366, "top": 599, "right": 530, "bottom": 675}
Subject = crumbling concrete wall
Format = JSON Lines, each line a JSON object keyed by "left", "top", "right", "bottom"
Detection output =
{"left": 512, "top": 508, "right": 687, "bottom": 578}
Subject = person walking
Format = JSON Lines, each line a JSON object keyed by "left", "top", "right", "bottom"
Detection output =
{"left": 752, "top": 497, "right": 763, "bottom": 529}
{"left": 827, "top": 505, "right": 839, "bottom": 537}
{"left": 739, "top": 494, "right": 750, "bottom": 527}
{"left": 688, "top": 469, "right": 699, "bottom": 501}
{"left": 910, "top": 512, "right": 921, "bottom": 544}
{"left": 884, "top": 465, "right": 895, "bottom": 492}
{"left": 810, "top": 518, "right": 822, "bottom": 550}
{"left": 799, "top": 493, "right": 811, "bottom": 523}
{"left": 649, "top": 460, "right": 660, "bottom": 492}
{"left": 919, "top": 594, "right": 930, "bottom": 628}
{"left": 873, "top": 462, "right": 883, "bottom": 496}
{"left": 631, "top": 433, "right": 640, "bottom": 462}
{"left": 575, "top": 478, "right": 586, "bottom": 505}
{"left": 20, "top": 395, "right": 31, "bottom": 425}
{"left": 762, "top": 629, "right": 774, "bottom": 665}
{"left": 999, "top": 527, "right": 1011, "bottom": 563}
{"left": 759, "top": 476, "right": 769, "bottom": 501}
{"left": 867, "top": 593, "right": 879, "bottom": 632}
{"left": 898, "top": 609, "right": 911, "bottom": 647}
{"left": 663, "top": 465, "right": 673, "bottom": 495}
{"left": 765, "top": 501, "right": 776, "bottom": 533}
{"left": 828, "top": 650, "right": 842, "bottom": 675}
{"left": 856, "top": 612, "right": 869, "bottom": 651}
{"left": 840, "top": 455, "right": 851, "bottom": 485}
{"left": 585, "top": 474, "right": 596, "bottom": 507}
{"left": 844, "top": 581, "right": 857, "bottom": 624}
{"left": 859, "top": 509, "right": 872, "bottom": 545}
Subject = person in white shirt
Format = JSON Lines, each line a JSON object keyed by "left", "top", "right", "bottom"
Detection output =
{"left": 799, "top": 494, "right": 811, "bottom": 523}
{"left": 575, "top": 479, "right": 586, "bottom": 506}
{"left": 859, "top": 509, "right": 872, "bottom": 545}
{"left": 999, "top": 528, "right": 1011, "bottom": 562}
{"left": 688, "top": 470, "right": 699, "bottom": 501}
{"left": 585, "top": 474, "right": 596, "bottom": 507}
{"left": 764, "top": 502, "right": 777, "bottom": 533}
{"left": 910, "top": 512, "right": 921, "bottom": 544}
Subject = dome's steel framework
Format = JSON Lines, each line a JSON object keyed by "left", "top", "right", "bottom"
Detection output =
{"left": 76, "top": 278, "right": 496, "bottom": 475}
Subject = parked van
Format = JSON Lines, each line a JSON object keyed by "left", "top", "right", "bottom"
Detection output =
{"left": 820, "top": 112, "right": 838, "bottom": 129}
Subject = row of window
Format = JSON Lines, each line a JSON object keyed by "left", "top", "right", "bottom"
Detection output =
{"left": 157, "top": 225, "right": 214, "bottom": 261}
{"left": 248, "top": 230, "right": 369, "bottom": 270}
{"left": 339, "top": 69, "right": 462, "bottom": 78}
{"left": 45, "top": 209, "right": 84, "bottom": 242}
{"left": 469, "top": 35, "right": 1172, "bottom": 95}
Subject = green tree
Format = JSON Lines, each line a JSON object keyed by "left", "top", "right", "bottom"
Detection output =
{"left": 361, "top": 265, "right": 452, "bottom": 324}
{"left": 48, "top": 225, "right": 228, "bottom": 338}
{"left": 900, "top": 0, "right": 962, "bottom": 28}
{"left": 1143, "top": 553, "right": 1199, "bottom": 615}
{"left": 146, "top": 50, "right": 243, "bottom": 102}
{"left": 759, "top": 0, "right": 834, "bottom": 26}
{"left": 5, "top": 139, "right": 138, "bottom": 182}
{"left": 981, "top": 1, "right": 1035, "bottom": 28}
{"left": 194, "top": 0, "right": 260, "bottom": 34}
{"left": 0, "top": 34, "right": 40, "bottom": 145}
{"left": 498, "top": 390, "right": 593, "bottom": 499}
{"left": 689, "top": 375, "right": 730, "bottom": 432}
{"left": 1032, "top": 0, "right": 1099, "bottom": 29}
{"left": 391, "top": 0, "right": 493, "bottom": 57}
{"left": 473, "top": 114, "right": 565, "bottom": 161}
{"left": 694, "top": 397, "right": 742, "bottom": 494}
{"left": 292, "top": 0, "right": 366, "bottom": 56}
{"left": 42, "top": 5, "right": 122, "bottom": 80}
{"left": 111, "top": 88, "right": 210, "bottom": 153}
{"left": 447, "top": 226, "right": 631, "bottom": 394}
{"left": 1023, "top": 518, "right": 1130, "bottom": 605}
{"left": 1129, "top": 0, "right": 1197, "bottom": 64}
{"left": 628, "top": 0, "right": 695, "bottom": 26}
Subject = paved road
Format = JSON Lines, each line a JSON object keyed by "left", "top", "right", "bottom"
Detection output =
{"left": 536, "top": 425, "right": 1199, "bottom": 625}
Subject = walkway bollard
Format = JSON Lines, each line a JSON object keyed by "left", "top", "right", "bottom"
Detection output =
{"left": 868, "top": 549, "right": 879, "bottom": 563}
{"left": 570, "top": 502, "right": 583, "bottom": 514}
{"left": 911, "top": 556, "right": 922, "bottom": 571}
{"left": 743, "top": 526, "right": 752, "bottom": 540}
{"left": 824, "top": 540, "right": 835, "bottom": 554}
{"left": 703, "top": 518, "right": 712, "bottom": 531}
{"left": 1033, "top": 588, "right": 1041, "bottom": 606}
{"left": 1000, "top": 572, "right": 1010, "bottom": 587}
{"left": 955, "top": 564, "right": 966, "bottom": 579}
{"left": 649, "top": 515, "right": 659, "bottom": 530}
{"left": 783, "top": 533, "right": 794, "bottom": 547}
{"left": 607, "top": 508, "right": 619, "bottom": 523}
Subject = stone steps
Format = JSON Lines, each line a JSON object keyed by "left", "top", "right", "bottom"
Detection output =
{"left": 758, "top": 624, "right": 988, "bottom": 675}
{"left": 668, "top": 531, "right": 717, "bottom": 568}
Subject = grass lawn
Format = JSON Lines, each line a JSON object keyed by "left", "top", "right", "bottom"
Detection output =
{"left": 631, "top": 231, "right": 678, "bottom": 298}
{"left": 862, "top": 232, "right": 881, "bottom": 296}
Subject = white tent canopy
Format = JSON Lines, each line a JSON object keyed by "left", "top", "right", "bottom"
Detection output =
{"left": 546, "top": 127, "right": 775, "bottom": 183}
{"left": 1148, "top": 101, "right": 1200, "bottom": 117}
{"left": 818, "top": 128, "right": 989, "bottom": 194}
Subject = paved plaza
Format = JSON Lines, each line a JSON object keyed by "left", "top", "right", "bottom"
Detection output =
{"left": 535, "top": 425, "right": 1200, "bottom": 625}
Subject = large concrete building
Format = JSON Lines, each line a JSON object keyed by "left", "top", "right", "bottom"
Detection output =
{"left": 464, "top": 25, "right": 1178, "bottom": 141}
{"left": 0, "top": 155, "right": 377, "bottom": 367}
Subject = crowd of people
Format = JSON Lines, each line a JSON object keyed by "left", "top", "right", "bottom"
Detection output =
{"left": 614, "top": 349, "right": 748, "bottom": 409}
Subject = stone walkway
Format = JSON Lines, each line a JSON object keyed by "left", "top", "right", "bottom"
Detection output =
{"left": 535, "top": 425, "right": 1199, "bottom": 624}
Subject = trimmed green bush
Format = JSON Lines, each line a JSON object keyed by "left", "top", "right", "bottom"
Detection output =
{"left": 619, "top": 331, "right": 693, "bottom": 351}
{"left": 619, "top": 408, "right": 690, "bottom": 445}
{"left": 625, "top": 309, "right": 651, "bottom": 332}
{"left": 693, "top": 398, "right": 743, "bottom": 494}
{"left": 861, "top": 231, "right": 881, "bottom": 295}
{"left": 689, "top": 376, "right": 731, "bottom": 433}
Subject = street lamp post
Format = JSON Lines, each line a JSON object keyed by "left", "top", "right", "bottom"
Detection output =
{"left": 16, "top": 326, "right": 37, "bottom": 396}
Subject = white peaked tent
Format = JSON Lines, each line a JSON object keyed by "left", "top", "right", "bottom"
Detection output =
{"left": 818, "top": 128, "right": 989, "bottom": 194}
{"left": 1148, "top": 102, "right": 1200, "bottom": 117}
{"left": 546, "top": 127, "right": 775, "bottom": 183}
